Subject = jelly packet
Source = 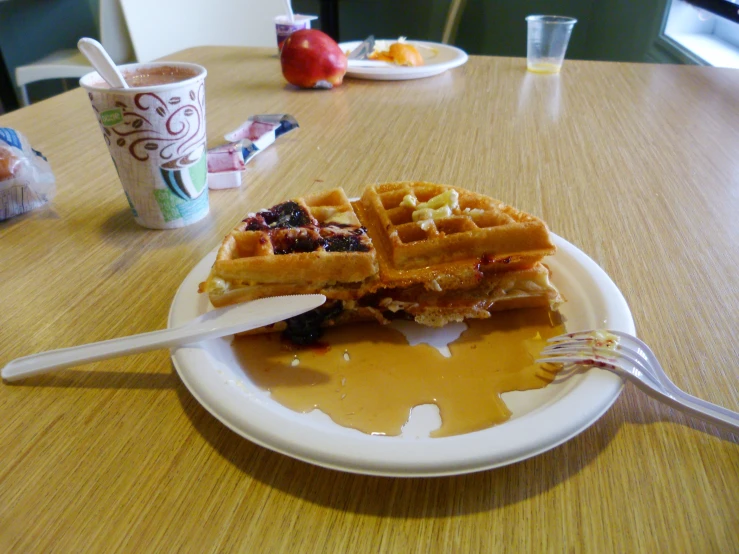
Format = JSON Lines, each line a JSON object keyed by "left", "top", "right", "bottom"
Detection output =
{"left": 0, "top": 128, "right": 55, "bottom": 221}
{"left": 207, "top": 114, "right": 298, "bottom": 190}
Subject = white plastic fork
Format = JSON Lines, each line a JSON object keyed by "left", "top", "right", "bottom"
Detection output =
{"left": 537, "top": 330, "right": 739, "bottom": 433}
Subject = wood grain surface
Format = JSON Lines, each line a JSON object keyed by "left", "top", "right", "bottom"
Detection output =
{"left": 0, "top": 48, "right": 737, "bottom": 553}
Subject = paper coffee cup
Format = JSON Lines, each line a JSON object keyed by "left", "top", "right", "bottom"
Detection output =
{"left": 80, "top": 62, "right": 209, "bottom": 229}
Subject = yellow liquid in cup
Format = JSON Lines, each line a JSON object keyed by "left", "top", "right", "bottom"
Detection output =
{"left": 527, "top": 62, "right": 562, "bottom": 74}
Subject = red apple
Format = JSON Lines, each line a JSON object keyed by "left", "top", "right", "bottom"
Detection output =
{"left": 280, "top": 29, "right": 348, "bottom": 89}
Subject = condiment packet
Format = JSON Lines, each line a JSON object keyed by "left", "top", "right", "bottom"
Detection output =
{"left": 207, "top": 114, "right": 299, "bottom": 190}
{"left": 0, "top": 128, "right": 55, "bottom": 220}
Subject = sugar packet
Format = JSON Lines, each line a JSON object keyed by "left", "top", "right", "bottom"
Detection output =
{"left": 207, "top": 114, "right": 298, "bottom": 190}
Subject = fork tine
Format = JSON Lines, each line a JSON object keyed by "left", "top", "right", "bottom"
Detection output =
{"left": 546, "top": 330, "right": 653, "bottom": 366}
{"left": 539, "top": 333, "right": 665, "bottom": 382}
{"left": 592, "top": 348, "right": 665, "bottom": 387}
{"left": 536, "top": 350, "right": 637, "bottom": 375}
{"left": 537, "top": 352, "right": 665, "bottom": 391}
{"left": 600, "top": 344, "right": 657, "bottom": 378}
{"left": 539, "top": 345, "right": 583, "bottom": 356}
{"left": 609, "top": 333, "right": 699, "bottom": 400}
{"left": 550, "top": 330, "right": 651, "bottom": 361}
{"left": 608, "top": 331, "right": 660, "bottom": 366}
{"left": 538, "top": 347, "right": 620, "bottom": 366}
{"left": 540, "top": 343, "right": 615, "bottom": 356}
{"left": 607, "top": 338, "right": 690, "bottom": 398}
{"left": 539, "top": 331, "right": 739, "bottom": 433}
{"left": 546, "top": 332, "right": 595, "bottom": 343}
{"left": 536, "top": 356, "right": 606, "bottom": 366}
{"left": 543, "top": 330, "right": 682, "bottom": 392}
{"left": 541, "top": 341, "right": 657, "bottom": 379}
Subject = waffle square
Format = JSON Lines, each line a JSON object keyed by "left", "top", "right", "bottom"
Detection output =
{"left": 202, "top": 188, "right": 378, "bottom": 306}
{"left": 358, "top": 182, "right": 556, "bottom": 273}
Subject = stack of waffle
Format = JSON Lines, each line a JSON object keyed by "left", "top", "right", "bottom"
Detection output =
{"left": 201, "top": 182, "right": 562, "bottom": 340}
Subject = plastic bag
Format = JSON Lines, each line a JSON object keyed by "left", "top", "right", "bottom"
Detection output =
{"left": 0, "top": 128, "right": 55, "bottom": 221}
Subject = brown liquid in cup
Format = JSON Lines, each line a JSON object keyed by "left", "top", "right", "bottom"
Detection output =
{"left": 123, "top": 66, "right": 199, "bottom": 87}
{"left": 91, "top": 66, "right": 200, "bottom": 88}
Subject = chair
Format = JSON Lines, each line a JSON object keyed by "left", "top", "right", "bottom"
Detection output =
{"left": 119, "top": 0, "right": 287, "bottom": 63}
{"left": 442, "top": 0, "right": 468, "bottom": 45}
{"left": 14, "top": 0, "right": 133, "bottom": 106}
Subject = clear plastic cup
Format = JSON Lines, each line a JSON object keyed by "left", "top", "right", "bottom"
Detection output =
{"left": 525, "top": 15, "right": 577, "bottom": 74}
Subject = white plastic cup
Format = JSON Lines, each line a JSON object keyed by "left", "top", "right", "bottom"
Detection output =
{"left": 80, "top": 62, "right": 209, "bottom": 229}
{"left": 525, "top": 15, "right": 577, "bottom": 74}
{"left": 275, "top": 14, "right": 319, "bottom": 49}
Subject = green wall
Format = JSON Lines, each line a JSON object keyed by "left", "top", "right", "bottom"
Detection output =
{"left": 295, "top": 0, "right": 671, "bottom": 62}
{"left": 0, "top": 0, "right": 98, "bottom": 103}
{"left": 585, "top": 0, "right": 670, "bottom": 61}
{"left": 452, "top": 0, "right": 595, "bottom": 59}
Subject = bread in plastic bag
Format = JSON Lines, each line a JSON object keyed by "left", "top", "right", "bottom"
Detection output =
{"left": 0, "top": 128, "right": 55, "bottom": 221}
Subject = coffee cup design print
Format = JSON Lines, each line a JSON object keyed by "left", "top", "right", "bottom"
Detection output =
{"left": 159, "top": 146, "right": 207, "bottom": 200}
{"left": 83, "top": 64, "right": 209, "bottom": 229}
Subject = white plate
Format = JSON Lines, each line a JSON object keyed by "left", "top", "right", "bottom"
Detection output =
{"left": 168, "top": 234, "right": 634, "bottom": 477}
{"left": 340, "top": 39, "right": 469, "bottom": 80}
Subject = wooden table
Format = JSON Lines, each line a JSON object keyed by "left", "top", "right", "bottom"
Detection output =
{"left": 1, "top": 48, "right": 737, "bottom": 552}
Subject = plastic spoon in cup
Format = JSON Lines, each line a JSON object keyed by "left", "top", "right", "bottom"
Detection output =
{"left": 77, "top": 37, "right": 129, "bottom": 89}
{"left": 1, "top": 294, "right": 326, "bottom": 382}
{"left": 283, "top": 0, "right": 295, "bottom": 22}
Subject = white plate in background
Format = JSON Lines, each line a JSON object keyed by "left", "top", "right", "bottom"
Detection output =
{"left": 340, "top": 39, "right": 469, "bottom": 80}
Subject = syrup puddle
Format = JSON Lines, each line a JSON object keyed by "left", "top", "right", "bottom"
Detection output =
{"left": 232, "top": 308, "right": 565, "bottom": 438}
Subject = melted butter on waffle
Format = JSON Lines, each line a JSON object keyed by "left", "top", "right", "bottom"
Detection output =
{"left": 402, "top": 189, "right": 460, "bottom": 223}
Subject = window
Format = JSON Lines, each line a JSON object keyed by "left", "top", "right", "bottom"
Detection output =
{"left": 659, "top": 0, "right": 739, "bottom": 67}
